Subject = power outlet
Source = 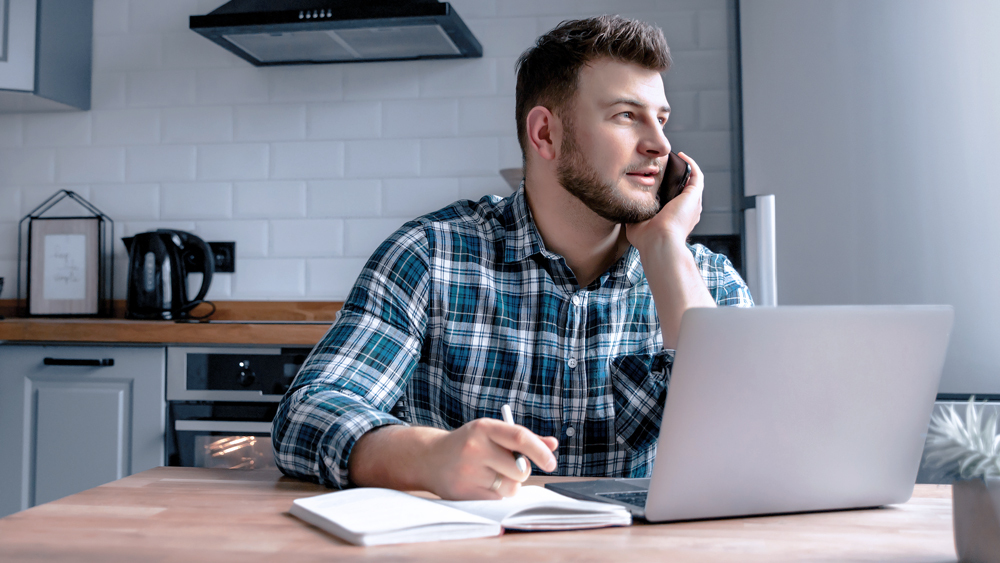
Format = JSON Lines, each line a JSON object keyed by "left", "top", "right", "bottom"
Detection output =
{"left": 209, "top": 242, "right": 236, "bottom": 273}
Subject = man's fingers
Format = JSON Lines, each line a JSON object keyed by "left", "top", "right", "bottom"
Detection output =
{"left": 432, "top": 419, "right": 560, "bottom": 500}
{"left": 478, "top": 465, "right": 522, "bottom": 499}
{"left": 485, "top": 420, "right": 558, "bottom": 473}
{"left": 676, "top": 152, "right": 704, "bottom": 195}
{"left": 677, "top": 151, "right": 703, "bottom": 180}
{"left": 541, "top": 436, "right": 559, "bottom": 451}
{"left": 494, "top": 475, "right": 522, "bottom": 498}
{"left": 481, "top": 440, "right": 531, "bottom": 482}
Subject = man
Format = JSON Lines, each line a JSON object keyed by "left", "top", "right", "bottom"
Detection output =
{"left": 273, "top": 15, "right": 752, "bottom": 501}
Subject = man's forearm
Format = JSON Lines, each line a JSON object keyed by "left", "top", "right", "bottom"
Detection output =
{"left": 640, "top": 235, "right": 716, "bottom": 349}
{"left": 348, "top": 425, "right": 446, "bottom": 490}
{"left": 347, "top": 418, "right": 559, "bottom": 499}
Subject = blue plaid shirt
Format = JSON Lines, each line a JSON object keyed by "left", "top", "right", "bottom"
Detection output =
{"left": 273, "top": 187, "right": 753, "bottom": 489}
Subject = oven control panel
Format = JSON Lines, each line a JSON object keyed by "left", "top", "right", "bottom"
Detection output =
{"left": 167, "top": 346, "right": 312, "bottom": 402}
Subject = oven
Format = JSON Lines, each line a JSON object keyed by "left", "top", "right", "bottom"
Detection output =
{"left": 166, "top": 346, "right": 310, "bottom": 470}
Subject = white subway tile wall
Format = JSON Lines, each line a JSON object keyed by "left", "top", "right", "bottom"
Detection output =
{"left": 344, "top": 140, "right": 416, "bottom": 178}
{"left": 273, "top": 141, "right": 346, "bottom": 179}
{"left": 89, "top": 183, "right": 160, "bottom": 219}
{"left": 306, "top": 102, "right": 380, "bottom": 140}
{"left": 383, "top": 177, "right": 462, "bottom": 218}
{"left": 0, "top": 0, "right": 738, "bottom": 301}
{"left": 234, "top": 181, "right": 307, "bottom": 219}
{"left": 270, "top": 219, "right": 344, "bottom": 258}
{"left": 423, "top": 137, "right": 500, "bottom": 177}
{"left": 126, "top": 144, "right": 197, "bottom": 182}
{"left": 25, "top": 113, "right": 92, "bottom": 147}
{"left": 307, "top": 180, "right": 381, "bottom": 218}
{"left": 0, "top": 223, "right": 17, "bottom": 258}
{"left": 0, "top": 115, "right": 24, "bottom": 147}
{"left": 160, "top": 182, "right": 231, "bottom": 219}
{"left": 0, "top": 187, "right": 23, "bottom": 221}
{"left": 92, "top": 108, "right": 160, "bottom": 145}
{"left": 56, "top": 147, "right": 125, "bottom": 183}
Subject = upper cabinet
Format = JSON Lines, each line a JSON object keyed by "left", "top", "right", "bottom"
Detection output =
{"left": 0, "top": 0, "right": 93, "bottom": 112}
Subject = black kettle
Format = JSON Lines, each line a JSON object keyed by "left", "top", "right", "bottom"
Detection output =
{"left": 123, "top": 230, "right": 214, "bottom": 320}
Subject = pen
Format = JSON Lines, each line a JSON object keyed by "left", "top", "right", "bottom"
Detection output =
{"left": 501, "top": 404, "right": 529, "bottom": 473}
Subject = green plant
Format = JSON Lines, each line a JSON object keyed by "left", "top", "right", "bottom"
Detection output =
{"left": 925, "top": 397, "right": 1000, "bottom": 481}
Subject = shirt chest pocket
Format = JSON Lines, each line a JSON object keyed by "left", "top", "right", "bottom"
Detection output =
{"left": 610, "top": 353, "right": 670, "bottom": 453}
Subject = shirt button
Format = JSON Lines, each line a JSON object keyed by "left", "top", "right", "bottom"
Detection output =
{"left": 571, "top": 294, "right": 582, "bottom": 306}
{"left": 567, "top": 357, "right": 578, "bottom": 369}
{"left": 565, "top": 426, "right": 576, "bottom": 437}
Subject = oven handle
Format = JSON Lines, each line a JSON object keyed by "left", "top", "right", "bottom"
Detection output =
{"left": 43, "top": 357, "right": 115, "bottom": 367}
{"left": 174, "top": 420, "right": 273, "bottom": 433}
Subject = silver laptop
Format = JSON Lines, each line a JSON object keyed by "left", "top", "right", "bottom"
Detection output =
{"left": 546, "top": 305, "right": 954, "bottom": 522}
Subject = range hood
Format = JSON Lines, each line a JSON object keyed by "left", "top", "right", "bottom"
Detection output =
{"left": 190, "top": 0, "right": 482, "bottom": 66}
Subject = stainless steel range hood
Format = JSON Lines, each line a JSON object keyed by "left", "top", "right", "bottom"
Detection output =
{"left": 190, "top": 0, "right": 482, "bottom": 66}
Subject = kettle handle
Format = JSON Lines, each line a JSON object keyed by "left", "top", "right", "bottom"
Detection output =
{"left": 157, "top": 229, "right": 215, "bottom": 312}
{"left": 181, "top": 233, "right": 214, "bottom": 310}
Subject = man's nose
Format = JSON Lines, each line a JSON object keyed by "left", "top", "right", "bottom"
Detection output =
{"left": 641, "top": 125, "right": 670, "bottom": 157}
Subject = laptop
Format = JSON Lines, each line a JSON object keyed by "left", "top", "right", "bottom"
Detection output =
{"left": 546, "top": 305, "right": 954, "bottom": 522}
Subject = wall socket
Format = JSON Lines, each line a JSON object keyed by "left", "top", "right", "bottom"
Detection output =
{"left": 208, "top": 242, "right": 236, "bottom": 273}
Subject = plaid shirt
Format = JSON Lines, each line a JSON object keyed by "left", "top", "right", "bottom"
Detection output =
{"left": 273, "top": 187, "right": 753, "bottom": 489}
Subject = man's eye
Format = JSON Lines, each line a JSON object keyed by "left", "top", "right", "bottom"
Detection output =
{"left": 618, "top": 111, "right": 633, "bottom": 120}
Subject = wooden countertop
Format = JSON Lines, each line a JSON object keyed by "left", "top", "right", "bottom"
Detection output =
{"left": 0, "top": 300, "right": 340, "bottom": 345}
{"left": 0, "top": 467, "right": 957, "bottom": 562}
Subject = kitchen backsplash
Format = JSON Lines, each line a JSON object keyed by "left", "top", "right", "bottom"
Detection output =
{"left": 0, "top": 0, "right": 738, "bottom": 301}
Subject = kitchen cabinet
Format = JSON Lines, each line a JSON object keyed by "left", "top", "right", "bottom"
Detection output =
{"left": 0, "top": 0, "right": 93, "bottom": 112}
{"left": 0, "top": 344, "right": 165, "bottom": 517}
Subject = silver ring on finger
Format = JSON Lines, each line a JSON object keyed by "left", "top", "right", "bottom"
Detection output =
{"left": 489, "top": 472, "right": 503, "bottom": 492}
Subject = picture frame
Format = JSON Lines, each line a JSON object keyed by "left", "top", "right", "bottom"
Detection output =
{"left": 27, "top": 217, "right": 101, "bottom": 316}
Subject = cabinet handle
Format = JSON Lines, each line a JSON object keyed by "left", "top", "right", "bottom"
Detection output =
{"left": 43, "top": 357, "right": 115, "bottom": 367}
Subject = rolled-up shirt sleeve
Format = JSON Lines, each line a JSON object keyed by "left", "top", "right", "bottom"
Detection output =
{"left": 692, "top": 243, "right": 755, "bottom": 307}
{"left": 272, "top": 223, "right": 429, "bottom": 489}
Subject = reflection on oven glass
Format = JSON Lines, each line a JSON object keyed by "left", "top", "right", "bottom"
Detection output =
{"left": 194, "top": 435, "right": 277, "bottom": 469}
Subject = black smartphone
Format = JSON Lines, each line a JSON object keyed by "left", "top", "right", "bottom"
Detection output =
{"left": 657, "top": 151, "right": 692, "bottom": 209}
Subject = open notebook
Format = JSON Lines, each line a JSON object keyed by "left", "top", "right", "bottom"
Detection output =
{"left": 289, "top": 485, "right": 632, "bottom": 546}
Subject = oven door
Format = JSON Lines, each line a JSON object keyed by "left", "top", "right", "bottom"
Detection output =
{"left": 165, "top": 346, "right": 311, "bottom": 469}
{"left": 167, "top": 400, "right": 283, "bottom": 469}
{"left": 171, "top": 417, "right": 276, "bottom": 470}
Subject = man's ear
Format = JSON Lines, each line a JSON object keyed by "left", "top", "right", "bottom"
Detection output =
{"left": 526, "top": 106, "right": 561, "bottom": 161}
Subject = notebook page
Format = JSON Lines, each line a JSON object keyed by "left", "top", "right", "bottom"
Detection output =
{"left": 435, "top": 485, "right": 631, "bottom": 528}
{"left": 294, "top": 488, "right": 496, "bottom": 535}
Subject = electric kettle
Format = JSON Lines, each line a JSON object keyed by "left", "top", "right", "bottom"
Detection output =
{"left": 123, "top": 229, "right": 215, "bottom": 320}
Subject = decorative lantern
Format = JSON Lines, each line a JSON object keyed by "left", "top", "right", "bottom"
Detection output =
{"left": 16, "top": 190, "right": 114, "bottom": 317}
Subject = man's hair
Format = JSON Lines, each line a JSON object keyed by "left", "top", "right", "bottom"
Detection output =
{"left": 514, "top": 15, "right": 672, "bottom": 161}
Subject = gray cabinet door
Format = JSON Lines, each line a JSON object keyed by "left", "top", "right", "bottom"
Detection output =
{"left": 0, "top": 0, "right": 38, "bottom": 91}
{"left": 0, "top": 345, "right": 165, "bottom": 516}
{"left": 0, "top": 0, "right": 93, "bottom": 111}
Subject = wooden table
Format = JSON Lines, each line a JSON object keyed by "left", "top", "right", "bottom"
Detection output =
{"left": 0, "top": 467, "right": 957, "bottom": 562}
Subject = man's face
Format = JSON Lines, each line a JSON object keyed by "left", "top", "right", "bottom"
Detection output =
{"left": 556, "top": 58, "right": 671, "bottom": 223}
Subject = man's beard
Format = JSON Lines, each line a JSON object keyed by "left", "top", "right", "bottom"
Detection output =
{"left": 556, "top": 123, "right": 661, "bottom": 224}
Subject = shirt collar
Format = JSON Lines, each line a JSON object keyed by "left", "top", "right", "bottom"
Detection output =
{"left": 501, "top": 183, "right": 545, "bottom": 263}
{"left": 608, "top": 245, "right": 645, "bottom": 289}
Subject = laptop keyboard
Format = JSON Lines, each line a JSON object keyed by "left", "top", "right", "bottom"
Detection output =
{"left": 596, "top": 490, "right": 648, "bottom": 507}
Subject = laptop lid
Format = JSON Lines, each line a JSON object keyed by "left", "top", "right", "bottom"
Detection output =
{"left": 641, "top": 305, "right": 953, "bottom": 522}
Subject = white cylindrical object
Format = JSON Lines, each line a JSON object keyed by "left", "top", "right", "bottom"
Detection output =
{"left": 743, "top": 195, "right": 777, "bottom": 306}
{"left": 744, "top": 207, "right": 759, "bottom": 303}
{"left": 755, "top": 195, "right": 777, "bottom": 306}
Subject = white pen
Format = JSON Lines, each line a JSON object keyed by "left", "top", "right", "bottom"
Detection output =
{"left": 501, "top": 404, "right": 529, "bottom": 474}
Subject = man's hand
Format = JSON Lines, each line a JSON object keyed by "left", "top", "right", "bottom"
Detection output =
{"left": 424, "top": 419, "right": 559, "bottom": 500}
{"left": 626, "top": 151, "right": 704, "bottom": 252}
{"left": 348, "top": 419, "right": 559, "bottom": 501}
{"left": 624, "top": 152, "right": 716, "bottom": 349}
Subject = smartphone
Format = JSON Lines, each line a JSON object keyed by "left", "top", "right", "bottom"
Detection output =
{"left": 657, "top": 151, "right": 692, "bottom": 209}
